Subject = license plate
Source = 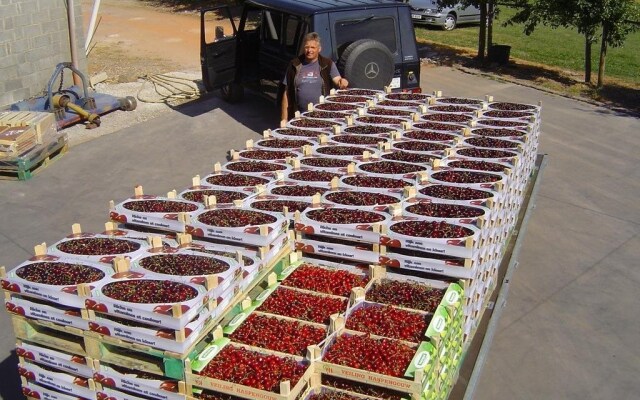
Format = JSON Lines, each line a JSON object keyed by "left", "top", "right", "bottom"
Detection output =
{"left": 412, "top": 14, "right": 422, "bottom": 20}
{"left": 389, "top": 77, "right": 401, "bottom": 89}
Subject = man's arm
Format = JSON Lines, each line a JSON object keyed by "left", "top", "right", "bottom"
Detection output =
{"left": 281, "top": 89, "right": 289, "bottom": 122}
{"left": 332, "top": 76, "right": 349, "bottom": 89}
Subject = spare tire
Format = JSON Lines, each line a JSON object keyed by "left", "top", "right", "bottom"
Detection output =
{"left": 338, "top": 39, "right": 394, "bottom": 90}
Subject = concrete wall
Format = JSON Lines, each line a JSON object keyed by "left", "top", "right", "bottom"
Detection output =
{"left": 0, "top": 0, "right": 87, "bottom": 108}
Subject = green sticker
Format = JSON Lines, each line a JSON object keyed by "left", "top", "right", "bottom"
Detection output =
{"left": 405, "top": 341, "right": 436, "bottom": 378}
{"left": 277, "top": 260, "right": 303, "bottom": 279}
{"left": 191, "top": 337, "right": 230, "bottom": 372}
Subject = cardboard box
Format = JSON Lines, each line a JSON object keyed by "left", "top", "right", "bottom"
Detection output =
{"left": 355, "top": 160, "right": 430, "bottom": 181}
{"left": 267, "top": 127, "right": 331, "bottom": 140}
{"left": 414, "top": 182, "right": 503, "bottom": 211}
{"left": 20, "top": 379, "right": 91, "bottom": 400}
{"left": 321, "top": 189, "right": 402, "bottom": 211}
{"left": 86, "top": 301, "right": 218, "bottom": 354}
{"left": 97, "top": 385, "right": 158, "bottom": 400}
{"left": 339, "top": 174, "right": 413, "bottom": 194}
{"left": 267, "top": 180, "right": 332, "bottom": 200}
{"left": 286, "top": 116, "right": 346, "bottom": 132}
{"left": 353, "top": 115, "right": 408, "bottom": 130}
{"left": 295, "top": 233, "right": 381, "bottom": 264}
{"left": 186, "top": 207, "right": 289, "bottom": 247}
{"left": 1, "top": 258, "right": 115, "bottom": 308}
{"left": 5, "top": 293, "right": 90, "bottom": 331}
{"left": 231, "top": 148, "right": 304, "bottom": 162}
{"left": 400, "top": 198, "right": 492, "bottom": 229}
{"left": 379, "top": 247, "right": 475, "bottom": 279}
{"left": 93, "top": 362, "right": 186, "bottom": 400}
{"left": 381, "top": 218, "right": 482, "bottom": 259}
{"left": 295, "top": 206, "right": 391, "bottom": 245}
{"left": 130, "top": 249, "right": 241, "bottom": 300}
{"left": 86, "top": 276, "right": 210, "bottom": 330}
{"left": 110, "top": 195, "right": 203, "bottom": 233}
{"left": 16, "top": 340, "right": 93, "bottom": 378}
{"left": 18, "top": 359, "right": 96, "bottom": 399}
{"left": 310, "top": 143, "right": 381, "bottom": 160}
{"left": 220, "top": 159, "right": 292, "bottom": 177}
{"left": 47, "top": 232, "right": 153, "bottom": 266}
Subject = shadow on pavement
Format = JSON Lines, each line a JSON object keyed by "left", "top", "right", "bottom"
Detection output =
{"left": 169, "top": 87, "right": 281, "bottom": 134}
{"left": 1, "top": 351, "right": 25, "bottom": 400}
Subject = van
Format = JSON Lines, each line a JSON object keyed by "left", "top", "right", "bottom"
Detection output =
{"left": 200, "top": 0, "right": 422, "bottom": 102}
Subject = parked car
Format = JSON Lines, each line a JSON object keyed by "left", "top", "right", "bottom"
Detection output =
{"left": 200, "top": 0, "right": 422, "bottom": 102}
{"left": 405, "top": 0, "right": 481, "bottom": 30}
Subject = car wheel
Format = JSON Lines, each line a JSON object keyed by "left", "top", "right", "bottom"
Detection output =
{"left": 337, "top": 39, "right": 394, "bottom": 90}
{"left": 443, "top": 14, "right": 457, "bottom": 30}
{"left": 221, "top": 82, "right": 244, "bottom": 103}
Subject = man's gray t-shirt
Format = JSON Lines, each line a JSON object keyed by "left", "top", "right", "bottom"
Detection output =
{"left": 284, "top": 60, "right": 339, "bottom": 111}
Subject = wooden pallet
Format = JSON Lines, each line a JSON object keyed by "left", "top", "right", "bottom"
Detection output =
{"left": 11, "top": 315, "right": 86, "bottom": 356}
{"left": 0, "top": 135, "right": 68, "bottom": 180}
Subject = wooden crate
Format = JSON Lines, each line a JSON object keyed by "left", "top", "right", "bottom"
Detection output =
{"left": 0, "top": 134, "right": 68, "bottom": 180}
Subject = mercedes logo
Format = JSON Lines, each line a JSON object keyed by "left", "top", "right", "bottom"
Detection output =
{"left": 364, "top": 62, "right": 380, "bottom": 79}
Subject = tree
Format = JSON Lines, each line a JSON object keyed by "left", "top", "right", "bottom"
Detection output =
{"left": 509, "top": 0, "right": 640, "bottom": 86}
{"left": 439, "top": 0, "right": 493, "bottom": 61}
{"left": 596, "top": 0, "right": 640, "bottom": 87}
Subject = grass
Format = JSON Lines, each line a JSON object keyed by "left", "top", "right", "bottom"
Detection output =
{"left": 414, "top": 6, "right": 640, "bottom": 87}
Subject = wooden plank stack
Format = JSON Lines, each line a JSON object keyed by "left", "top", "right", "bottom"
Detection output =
{"left": 0, "top": 111, "right": 67, "bottom": 180}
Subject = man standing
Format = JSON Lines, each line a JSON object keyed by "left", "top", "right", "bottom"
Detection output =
{"left": 280, "top": 32, "right": 349, "bottom": 121}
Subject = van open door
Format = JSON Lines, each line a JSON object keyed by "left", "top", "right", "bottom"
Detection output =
{"left": 200, "top": 6, "right": 238, "bottom": 92}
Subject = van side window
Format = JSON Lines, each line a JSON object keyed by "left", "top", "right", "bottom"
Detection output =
{"left": 335, "top": 17, "right": 397, "bottom": 55}
{"left": 242, "top": 7, "right": 262, "bottom": 32}
{"left": 263, "top": 11, "right": 282, "bottom": 44}
{"left": 284, "top": 15, "right": 305, "bottom": 56}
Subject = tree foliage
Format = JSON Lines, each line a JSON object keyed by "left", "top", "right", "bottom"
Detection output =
{"left": 507, "top": 0, "right": 640, "bottom": 86}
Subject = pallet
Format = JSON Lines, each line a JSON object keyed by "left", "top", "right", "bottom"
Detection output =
{"left": 0, "top": 135, "right": 68, "bottom": 180}
{"left": 11, "top": 315, "right": 86, "bottom": 356}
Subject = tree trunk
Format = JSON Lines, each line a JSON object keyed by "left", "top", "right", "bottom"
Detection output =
{"left": 584, "top": 34, "right": 592, "bottom": 83}
{"left": 478, "top": 0, "right": 487, "bottom": 62}
{"left": 597, "top": 24, "right": 608, "bottom": 88}
{"left": 487, "top": 0, "right": 495, "bottom": 49}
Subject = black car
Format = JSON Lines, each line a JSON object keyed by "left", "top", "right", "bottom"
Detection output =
{"left": 201, "top": 0, "right": 422, "bottom": 102}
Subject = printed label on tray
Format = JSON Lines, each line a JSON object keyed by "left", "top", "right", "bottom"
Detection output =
{"left": 18, "top": 343, "right": 92, "bottom": 378}
{"left": 112, "top": 326, "right": 162, "bottom": 347}
{"left": 25, "top": 306, "right": 86, "bottom": 329}
{"left": 21, "top": 284, "right": 63, "bottom": 303}
{"left": 129, "top": 213, "right": 185, "bottom": 231}
{"left": 204, "top": 227, "right": 245, "bottom": 243}
{"left": 316, "top": 224, "right": 379, "bottom": 243}
{"left": 23, "top": 383, "right": 80, "bottom": 400}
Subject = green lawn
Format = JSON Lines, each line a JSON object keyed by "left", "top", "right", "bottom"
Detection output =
{"left": 414, "top": 6, "right": 640, "bottom": 86}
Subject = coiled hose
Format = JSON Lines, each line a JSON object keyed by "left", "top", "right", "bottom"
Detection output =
{"left": 136, "top": 73, "right": 201, "bottom": 103}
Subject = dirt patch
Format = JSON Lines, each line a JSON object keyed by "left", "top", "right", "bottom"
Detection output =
{"left": 82, "top": 0, "right": 203, "bottom": 81}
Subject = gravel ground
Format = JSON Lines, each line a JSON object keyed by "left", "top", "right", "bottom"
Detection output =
{"left": 62, "top": 70, "right": 203, "bottom": 147}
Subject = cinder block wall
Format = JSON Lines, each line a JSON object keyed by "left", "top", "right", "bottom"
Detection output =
{"left": 0, "top": 0, "right": 87, "bottom": 108}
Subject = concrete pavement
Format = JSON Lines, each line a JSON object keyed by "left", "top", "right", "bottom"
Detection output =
{"left": 1, "top": 65, "right": 638, "bottom": 399}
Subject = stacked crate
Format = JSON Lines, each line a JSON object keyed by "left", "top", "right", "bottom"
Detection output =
{"left": 0, "top": 111, "right": 67, "bottom": 180}
{"left": 1, "top": 87, "right": 540, "bottom": 400}
{"left": 1, "top": 221, "right": 292, "bottom": 399}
